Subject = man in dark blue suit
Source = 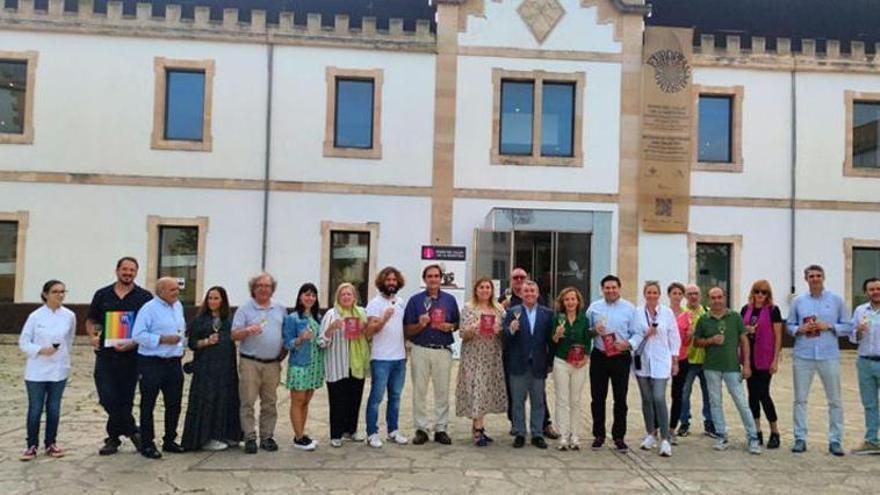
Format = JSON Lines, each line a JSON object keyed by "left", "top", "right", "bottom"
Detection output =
{"left": 503, "top": 280, "right": 553, "bottom": 449}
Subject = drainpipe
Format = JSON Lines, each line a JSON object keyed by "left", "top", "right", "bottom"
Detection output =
{"left": 789, "top": 66, "right": 797, "bottom": 297}
{"left": 261, "top": 43, "right": 274, "bottom": 270}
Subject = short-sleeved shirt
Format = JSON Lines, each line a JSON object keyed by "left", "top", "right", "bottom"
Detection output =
{"left": 403, "top": 290, "right": 460, "bottom": 347}
{"left": 87, "top": 283, "right": 153, "bottom": 355}
{"left": 232, "top": 298, "right": 286, "bottom": 360}
{"left": 366, "top": 294, "right": 407, "bottom": 360}
{"left": 694, "top": 309, "right": 746, "bottom": 373}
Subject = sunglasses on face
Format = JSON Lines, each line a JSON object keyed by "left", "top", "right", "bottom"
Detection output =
{"left": 512, "top": 275, "right": 526, "bottom": 280}
{"left": 753, "top": 289, "right": 768, "bottom": 295}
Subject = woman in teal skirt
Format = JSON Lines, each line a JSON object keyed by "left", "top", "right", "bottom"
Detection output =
{"left": 283, "top": 283, "right": 325, "bottom": 451}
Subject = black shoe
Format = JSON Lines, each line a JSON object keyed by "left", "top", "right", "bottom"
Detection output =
{"left": 591, "top": 437, "right": 605, "bottom": 451}
{"left": 128, "top": 432, "right": 143, "bottom": 452}
{"left": 757, "top": 431, "right": 764, "bottom": 446}
{"left": 513, "top": 435, "right": 526, "bottom": 448}
{"left": 704, "top": 422, "right": 719, "bottom": 439}
{"left": 244, "top": 439, "right": 258, "bottom": 454}
{"left": 412, "top": 430, "right": 429, "bottom": 445}
{"left": 509, "top": 427, "right": 517, "bottom": 436}
{"left": 829, "top": 442, "right": 845, "bottom": 457}
{"left": 543, "top": 425, "right": 560, "bottom": 440}
{"left": 140, "top": 443, "right": 162, "bottom": 459}
{"left": 162, "top": 441, "right": 184, "bottom": 454}
{"left": 531, "top": 436, "right": 548, "bottom": 449}
{"left": 767, "top": 432, "right": 780, "bottom": 449}
{"left": 614, "top": 439, "right": 629, "bottom": 452}
{"left": 260, "top": 438, "right": 279, "bottom": 452}
{"left": 434, "top": 431, "right": 452, "bottom": 445}
{"left": 676, "top": 424, "right": 690, "bottom": 437}
{"left": 99, "top": 437, "right": 121, "bottom": 456}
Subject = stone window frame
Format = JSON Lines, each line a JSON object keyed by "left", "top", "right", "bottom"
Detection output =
{"left": 0, "top": 211, "right": 28, "bottom": 302}
{"left": 319, "top": 221, "right": 379, "bottom": 307}
{"left": 843, "top": 90, "right": 880, "bottom": 178}
{"left": 692, "top": 84, "right": 744, "bottom": 173}
{"left": 490, "top": 68, "right": 585, "bottom": 167}
{"left": 145, "top": 215, "right": 208, "bottom": 303}
{"left": 323, "top": 67, "right": 384, "bottom": 160}
{"left": 844, "top": 237, "right": 880, "bottom": 309}
{"left": 0, "top": 50, "right": 38, "bottom": 145}
{"left": 688, "top": 233, "right": 742, "bottom": 309}
{"left": 151, "top": 57, "right": 215, "bottom": 152}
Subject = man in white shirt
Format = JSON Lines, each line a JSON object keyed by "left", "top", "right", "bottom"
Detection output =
{"left": 851, "top": 277, "right": 880, "bottom": 455}
{"left": 364, "top": 266, "right": 410, "bottom": 448}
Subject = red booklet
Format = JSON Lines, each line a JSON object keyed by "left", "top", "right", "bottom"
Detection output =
{"left": 479, "top": 314, "right": 496, "bottom": 336}
{"left": 803, "top": 316, "right": 820, "bottom": 338}
{"left": 430, "top": 307, "right": 446, "bottom": 327}
{"left": 602, "top": 333, "right": 620, "bottom": 357}
{"left": 566, "top": 344, "right": 586, "bottom": 364}
{"left": 344, "top": 317, "right": 361, "bottom": 340}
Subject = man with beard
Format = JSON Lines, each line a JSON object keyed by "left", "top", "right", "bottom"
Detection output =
{"left": 86, "top": 257, "right": 153, "bottom": 456}
{"left": 364, "top": 266, "right": 410, "bottom": 448}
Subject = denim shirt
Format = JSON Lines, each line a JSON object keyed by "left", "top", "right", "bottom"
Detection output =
{"left": 283, "top": 312, "right": 318, "bottom": 368}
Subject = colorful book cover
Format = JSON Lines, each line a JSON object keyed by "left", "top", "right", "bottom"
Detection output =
{"left": 104, "top": 311, "right": 135, "bottom": 347}
{"left": 430, "top": 307, "right": 447, "bottom": 327}
{"left": 602, "top": 333, "right": 620, "bottom": 357}
{"left": 479, "top": 314, "right": 496, "bottom": 336}
{"left": 344, "top": 317, "right": 361, "bottom": 340}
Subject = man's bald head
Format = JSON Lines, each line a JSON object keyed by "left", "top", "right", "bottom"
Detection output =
{"left": 156, "top": 277, "right": 180, "bottom": 304}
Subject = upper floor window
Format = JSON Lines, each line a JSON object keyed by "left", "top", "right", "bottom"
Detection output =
{"left": 492, "top": 69, "right": 584, "bottom": 167}
{"left": 324, "top": 68, "right": 383, "bottom": 159}
{"left": 692, "top": 85, "right": 743, "bottom": 172}
{"left": 151, "top": 58, "right": 214, "bottom": 152}
{"left": 0, "top": 51, "right": 37, "bottom": 145}
{"left": 852, "top": 101, "right": 880, "bottom": 169}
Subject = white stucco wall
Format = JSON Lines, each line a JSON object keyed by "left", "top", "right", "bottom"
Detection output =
{"left": 454, "top": 56, "right": 621, "bottom": 193}
{"left": 459, "top": 0, "right": 621, "bottom": 54}
{"left": 0, "top": 31, "right": 268, "bottom": 180}
{"left": 270, "top": 46, "right": 436, "bottom": 187}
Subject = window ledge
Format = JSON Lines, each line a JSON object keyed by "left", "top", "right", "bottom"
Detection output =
{"left": 491, "top": 153, "right": 583, "bottom": 167}
{"left": 692, "top": 161, "right": 744, "bottom": 173}
{"left": 151, "top": 138, "right": 212, "bottom": 152}
{"left": 322, "top": 142, "right": 382, "bottom": 160}
{"left": 843, "top": 165, "right": 880, "bottom": 178}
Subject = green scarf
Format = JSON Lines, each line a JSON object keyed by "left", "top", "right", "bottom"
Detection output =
{"left": 334, "top": 304, "right": 371, "bottom": 379}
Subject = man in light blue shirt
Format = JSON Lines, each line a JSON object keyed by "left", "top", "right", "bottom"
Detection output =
{"left": 586, "top": 274, "right": 641, "bottom": 452}
{"left": 132, "top": 277, "right": 186, "bottom": 459}
{"left": 850, "top": 277, "right": 880, "bottom": 455}
{"left": 786, "top": 264, "right": 851, "bottom": 456}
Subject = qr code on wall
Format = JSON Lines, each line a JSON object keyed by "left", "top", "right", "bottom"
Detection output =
{"left": 655, "top": 198, "right": 673, "bottom": 217}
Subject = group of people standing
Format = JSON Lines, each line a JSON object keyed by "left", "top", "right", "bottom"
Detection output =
{"left": 16, "top": 257, "right": 880, "bottom": 462}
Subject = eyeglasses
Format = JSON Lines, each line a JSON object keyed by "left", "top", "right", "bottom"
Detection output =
{"left": 685, "top": 292, "right": 699, "bottom": 296}
{"left": 752, "top": 289, "right": 768, "bottom": 295}
{"left": 512, "top": 275, "right": 526, "bottom": 280}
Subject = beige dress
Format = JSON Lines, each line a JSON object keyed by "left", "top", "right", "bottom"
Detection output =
{"left": 455, "top": 305, "right": 508, "bottom": 418}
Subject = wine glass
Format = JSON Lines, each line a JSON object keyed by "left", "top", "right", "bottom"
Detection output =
{"left": 423, "top": 298, "right": 432, "bottom": 314}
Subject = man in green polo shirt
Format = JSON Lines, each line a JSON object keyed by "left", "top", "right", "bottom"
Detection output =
{"left": 694, "top": 287, "right": 761, "bottom": 454}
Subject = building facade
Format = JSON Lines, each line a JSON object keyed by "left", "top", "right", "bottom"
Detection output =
{"left": 0, "top": 0, "right": 878, "bottom": 321}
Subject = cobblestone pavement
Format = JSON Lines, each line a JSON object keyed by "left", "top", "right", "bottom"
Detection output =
{"left": 0, "top": 338, "right": 877, "bottom": 494}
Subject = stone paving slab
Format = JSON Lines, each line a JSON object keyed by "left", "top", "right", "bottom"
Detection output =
{"left": 0, "top": 339, "right": 878, "bottom": 493}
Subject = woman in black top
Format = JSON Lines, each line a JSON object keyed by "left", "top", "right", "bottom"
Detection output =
{"left": 181, "top": 286, "right": 242, "bottom": 451}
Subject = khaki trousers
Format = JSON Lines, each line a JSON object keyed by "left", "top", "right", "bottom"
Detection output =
{"left": 410, "top": 345, "right": 452, "bottom": 432}
{"left": 553, "top": 357, "right": 588, "bottom": 443}
{"left": 238, "top": 357, "right": 281, "bottom": 441}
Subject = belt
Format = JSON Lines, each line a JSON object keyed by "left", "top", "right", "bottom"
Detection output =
{"left": 240, "top": 353, "right": 280, "bottom": 364}
{"left": 139, "top": 355, "right": 181, "bottom": 362}
{"left": 860, "top": 355, "right": 880, "bottom": 362}
{"left": 418, "top": 344, "right": 451, "bottom": 351}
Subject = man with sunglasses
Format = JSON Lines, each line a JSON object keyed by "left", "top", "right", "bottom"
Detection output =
{"left": 787, "top": 264, "right": 851, "bottom": 456}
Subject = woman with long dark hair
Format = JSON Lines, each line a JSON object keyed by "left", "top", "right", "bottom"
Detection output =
{"left": 181, "top": 286, "right": 242, "bottom": 451}
{"left": 18, "top": 280, "right": 76, "bottom": 460}
{"left": 283, "top": 283, "right": 325, "bottom": 451}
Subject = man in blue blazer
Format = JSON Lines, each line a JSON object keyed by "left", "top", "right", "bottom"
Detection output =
{"left": 503, "top": 280, "right": 553, "bottom": 449}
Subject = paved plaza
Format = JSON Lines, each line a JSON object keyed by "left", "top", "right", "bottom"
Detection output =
{"left": 0, "top": 338, "right": 877, "bottom": 494}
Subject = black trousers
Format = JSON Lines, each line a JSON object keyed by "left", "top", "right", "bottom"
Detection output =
{"left": 589, "top": 349, "right": 631, "bottom": 440}
{"left": 138, "top": 356, "right": 184, "bottom": 446}
{"left": 327, "top": 376, "right": 365, "bottom": 440}
{"left": 746, "top": 369, "right": 778, "bottom": 423}
{"left": 505, "top": 352, "right": 552, "bottom": 429}
{"left": 669, "top": 358, "right": 690, "bottom": 430}
{"left": 94, "top": 351, "right": 140, "bottom": 440}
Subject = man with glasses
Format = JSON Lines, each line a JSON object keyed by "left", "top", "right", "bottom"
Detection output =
{"left": 787, "top": 264, "right": 851, "bottom": 456}
{"left": 677, "top": 284, "right": 717, "bottom": 438}
{"left": 404, "top": 264, "right": 460, "bottom": 445}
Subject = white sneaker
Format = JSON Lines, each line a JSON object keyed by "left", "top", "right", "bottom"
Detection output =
{"left": 330, "top": 438, "right": 343, "bottom": 448}
{"left": 366, "top": 433, "right": 383, "bottom": 448}
{"left": 345, "top": 432, "right": 365, "bottom": 442}
{"left": 293, "top": 436, "right": 317, "bottom": 451}
{"left": 387, "top": 430, "right": 409, "bottom": 445}
{"left": 640, "top": 434, "right": 657, "bottom": 450}
{"left": 748, "top": 438, "right": 762, "bottom": 455}
{"left": 659, "top": 439, "right": 672, "bottom": 457}
{"left": 713, "top": 437, "right": 729, "bottom": 451}
{"left": 203, "top": 439, "right": 228, "bottom": 451}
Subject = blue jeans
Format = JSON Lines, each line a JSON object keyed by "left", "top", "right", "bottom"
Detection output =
{"left": 25, "top": 379, "right": 67, "bottom": 448}
{"left": 366, "top": 359, "right": 406, "bottom": 436}
{"left": 704, "top": 370, "right": 757, "bottom": 441}
{"left": 680, "top": 362, "right": 713, "bottom": 427}
{"left": 792, "top": 357, "right": 843, "bottom": 444}
{"left": 857, "top": 357, "right": 880, "bottom": 443}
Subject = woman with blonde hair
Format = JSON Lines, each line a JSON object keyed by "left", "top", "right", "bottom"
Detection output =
{"left": 455, "top": 277, "right": 508, "bottom": 446}
{"left": 550, "top": 286, "right": 593, "bottom": 450}
{"left": 319, "top": 283, "right": 370, "bottom": 447}
{"left": 740, "top": 279, "right": 783, "bottom": 449}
